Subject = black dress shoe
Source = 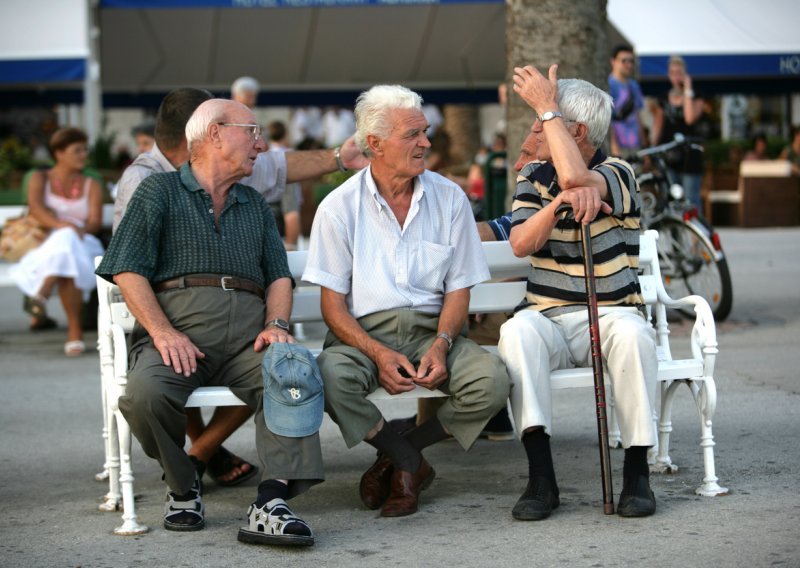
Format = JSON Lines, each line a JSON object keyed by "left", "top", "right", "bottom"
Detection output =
{"left": 512, "top": 476, "right": 560, "bottom": 521}
{"left": 617, "top": 473, "right": 656, "bottom": 517}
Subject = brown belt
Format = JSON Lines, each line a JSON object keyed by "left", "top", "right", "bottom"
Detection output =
{"left": 153, "top": 275, "right": 264, "bottom": 298}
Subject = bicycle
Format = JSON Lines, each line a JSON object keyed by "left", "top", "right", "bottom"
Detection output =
{"left": 634, "top": 135, "right": 733, "bottom": 321}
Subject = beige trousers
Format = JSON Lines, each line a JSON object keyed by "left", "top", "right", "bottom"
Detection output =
{"left": 498, "top": 307, "right": 657, "bottom": 448}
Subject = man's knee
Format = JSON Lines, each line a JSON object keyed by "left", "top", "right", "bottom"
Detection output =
{"left": 318, "top": 349, "right": 372, "bottom": 405}
{"left": 451, "top": 351, "right": 510, "bottom": 413}
{"left": 120, "top": 372, "right": 186, "bottom": 421}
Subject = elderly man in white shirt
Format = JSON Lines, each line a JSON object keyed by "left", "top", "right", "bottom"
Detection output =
{"left": 303, "top": 85, "right": 511, "bottom": 518}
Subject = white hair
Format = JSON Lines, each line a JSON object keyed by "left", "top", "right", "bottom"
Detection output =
{"left": 231, "top": 76, "right": 260, "bottom": 95}
{"left": 557, "top": 78, "right": 613, "bottom": 148}
{"left": 185, "top": 99, "right": 232, "bottom": 153}
{"left": 354, "top": 85, "right": 423, "bottom": 157}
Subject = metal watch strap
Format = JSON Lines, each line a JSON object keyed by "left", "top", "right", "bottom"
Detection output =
{"left": 436, "top": 332, "right": 453, "bottom": 351}
{"left": 266, "top": 318, "right": 290, "bottom": 331}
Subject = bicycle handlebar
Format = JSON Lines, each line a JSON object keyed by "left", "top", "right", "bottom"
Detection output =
{"left": 635, "top": 134, "right": 704, "bottom": 160}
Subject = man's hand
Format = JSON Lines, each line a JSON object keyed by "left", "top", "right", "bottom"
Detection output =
{"left": 151, "top": 327, "right": 205, "bottom": 377}
{"left": 254, "top": 326, "right": 296, "bottom": 352}
{"left": 374, "top": 347, "right": 416, "bottom": 395}
{"left": 557, "top": 186, "right": 612, "bottom": 224}
{"left": 339, "top": 136, "right": 369, "bottom": 170}
{"left": 513, "top": 64, "right": 560, "bottom": 114}
{"left": 415, "top": 342, "right": 449, "bottom": 391}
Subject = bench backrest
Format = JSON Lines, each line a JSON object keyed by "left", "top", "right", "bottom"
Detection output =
{"left": 97, "top": 230, "right": 668, "bottom": 354}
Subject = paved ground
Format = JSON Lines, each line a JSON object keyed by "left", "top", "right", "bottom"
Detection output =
{"left": 0, "top": 228, "right": 798, "bottom": 567}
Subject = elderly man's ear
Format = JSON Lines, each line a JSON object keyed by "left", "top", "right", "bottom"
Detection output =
{"left": 209, "top": 123, "right": 224, "bottom": 148}
{"left": 366, "top": 134, "right": 383, "bottom": 156}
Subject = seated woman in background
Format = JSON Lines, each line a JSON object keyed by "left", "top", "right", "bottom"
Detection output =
{"left": 10, "top": 127, "right": 104, "bottom": 356}
{"left": 743, "top": 134, "right": 769, "bottom": 161}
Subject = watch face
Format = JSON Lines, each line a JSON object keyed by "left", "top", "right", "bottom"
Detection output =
{"left": 270, "top": 319, "right": 290, "bottom": 330}
{"left": 541, "top": 111, "right": 561, "bottom": 122}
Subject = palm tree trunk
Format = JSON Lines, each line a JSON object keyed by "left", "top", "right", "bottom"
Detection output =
{"left": 505, "top": 0, "right": 609, "bottom": 206}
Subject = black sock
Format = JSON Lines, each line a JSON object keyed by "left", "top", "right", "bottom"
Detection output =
{"left": 521, "top": 428, "right": 556, "bottom": 485}
{"left": 623, "top": 446, "right": 650, "bottom": 481}
{"left": 255, "top": 479, "right": 289, "bottom": 507}
{"left": 367, "top": 421, "right": 422, "bottom": 473}
{"left": 403, "top": 416, "right": 449, "bottom": 452}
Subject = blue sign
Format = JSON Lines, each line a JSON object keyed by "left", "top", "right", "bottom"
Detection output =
{"left": 0, "top": 58, "right": 85, "bottom": 84}
{"left": 101, "top": 0, "right": 502, "bottom": 7}
{"left": 640, "top": 53, "right": 800, "bottom": 79}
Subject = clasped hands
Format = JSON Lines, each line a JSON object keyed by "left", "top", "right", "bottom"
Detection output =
{"left": 375, "top": 343, "right": 449, "bottom": 395}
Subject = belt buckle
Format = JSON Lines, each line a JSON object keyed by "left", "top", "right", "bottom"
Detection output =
{"left": 220, "top": 276, "right": 234, "bottom": 291}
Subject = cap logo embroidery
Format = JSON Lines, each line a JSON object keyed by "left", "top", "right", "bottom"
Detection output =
{"left": 288, "top": 388, "right": 302, "bottom": 400}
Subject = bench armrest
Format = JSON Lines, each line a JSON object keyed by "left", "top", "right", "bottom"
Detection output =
{"left": 657, "top": 290, "right": 718, "bottom": 378}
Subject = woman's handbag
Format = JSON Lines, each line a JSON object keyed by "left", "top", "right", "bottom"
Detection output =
{"left": 0, "top": 214, "right": 48, "bottom": 262}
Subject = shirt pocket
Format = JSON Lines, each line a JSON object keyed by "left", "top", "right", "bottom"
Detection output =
{"left": 409, "top": 240, "right": 454, "bottom": 293}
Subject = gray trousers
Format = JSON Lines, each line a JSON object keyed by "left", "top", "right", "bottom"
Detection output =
{"left": 118, "top": 286, "right": 323, "bottom": 497}
{"left": 318, "top": 310, "right": 511, "bottom": 450}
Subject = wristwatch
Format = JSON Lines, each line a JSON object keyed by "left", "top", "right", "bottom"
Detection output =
{"left": 539, "top": 110, "right": 563, "bottom": 123}
{"left": 266, "top": 318, "right": 290, "bottom": 331}
{"left": 436, "top": 332, "right": 454, "bottom": 352}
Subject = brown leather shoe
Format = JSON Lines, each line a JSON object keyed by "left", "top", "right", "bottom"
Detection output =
{"left": 359, "top": 454, "right": 394, "bottom": 510}
{"left": 380, "top": 459, "right": 435, "bottom": 517}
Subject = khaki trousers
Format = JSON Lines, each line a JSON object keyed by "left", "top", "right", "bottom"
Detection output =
{"left": 118, "top": 286, "right": 323, "bottom": 497}
{"left": 318, "top": 309, "right": 511, "bottom": 450}
{"left": 498, "top": 307, "right": 657, "bottom": 448}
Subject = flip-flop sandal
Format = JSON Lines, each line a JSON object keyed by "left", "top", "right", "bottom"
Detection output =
{"left": 207, "top": 446, "right": 259, "bottom": 487}
{"left": 64, "top": 340, "right": 86, "bottom": 357}
{"left": 23, "top": 295, "right": 47, "bottom": 318}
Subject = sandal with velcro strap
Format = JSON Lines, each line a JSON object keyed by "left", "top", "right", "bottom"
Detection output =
{"left": 163, "top": 473, "right": 205, "bottom": 531}
{"left": 237, "top": 498, "right": 314, "bottom": 547}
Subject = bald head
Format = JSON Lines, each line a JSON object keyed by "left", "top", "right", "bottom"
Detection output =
{"left": 185, "top": 99, "right": 252, "bottom": 154}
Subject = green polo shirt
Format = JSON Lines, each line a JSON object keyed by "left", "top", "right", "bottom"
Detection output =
{"left": 97, "top": 162, "right": 290, "bottom": 290}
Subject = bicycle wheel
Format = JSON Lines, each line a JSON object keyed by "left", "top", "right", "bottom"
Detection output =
{"left": 653, "top": 218, "right": 733, "bottom": 321}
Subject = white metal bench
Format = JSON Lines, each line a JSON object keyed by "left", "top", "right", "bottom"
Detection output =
{"left": 94, "top": 230, "right": 726, "bottom": 535}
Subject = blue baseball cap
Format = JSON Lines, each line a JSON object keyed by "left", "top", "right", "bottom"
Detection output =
{"left": 262, "top": 343, "right": 324, "bottom": 438}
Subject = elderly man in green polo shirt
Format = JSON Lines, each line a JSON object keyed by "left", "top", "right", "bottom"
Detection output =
{"left": 96, "top": 99, "right": 322, "bottom": 546}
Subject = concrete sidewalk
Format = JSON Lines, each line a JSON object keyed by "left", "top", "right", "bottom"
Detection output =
{"left": 0, "top": 228, "right": 798, "bottom": 567}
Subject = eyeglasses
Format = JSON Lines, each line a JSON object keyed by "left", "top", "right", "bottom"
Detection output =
{"left": 533, "top": 114, "right": 579, "bottom": 125}
{"left": 618, "top": 57, "right": 635, "bottom": 64}
{"left": 217, "top": 123, "right": 262, "bottom": 141}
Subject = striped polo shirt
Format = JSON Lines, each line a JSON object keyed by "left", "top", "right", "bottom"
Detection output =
{"left": 511, "top": 150, "right": 643, "bottom": 317}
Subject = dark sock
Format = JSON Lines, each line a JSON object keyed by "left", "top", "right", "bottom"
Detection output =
{"left": 403, "top": 416, "right": 449, "bottom": 452}
{"left": 521, "top": 428, "right": 556, "bottom": 485}
{"left": 623, "top": 446, "right": 650, "bottom": 481}
{"left": 367, "top": 421, "right": 422, "bottom": 473}
{"left": 255, "top": 479, "right": 289, "bottom": 507}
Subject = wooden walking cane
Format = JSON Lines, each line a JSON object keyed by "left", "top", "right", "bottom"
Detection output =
{"left": 558, "top": 204, "right": 615, "bottom": 514}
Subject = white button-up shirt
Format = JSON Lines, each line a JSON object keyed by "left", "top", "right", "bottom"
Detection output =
{"left": 303, "top": 166, "right": 489, "bottom": 319}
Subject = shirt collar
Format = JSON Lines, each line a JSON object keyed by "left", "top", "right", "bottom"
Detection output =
{"left": 149, "top": 142, "right": 176, "bottom": 172}
{"left": 364, "top": 165, "right": 425, "bottom": 212}
{"left": 179, "top": 162, "right": 250, "bottom": 204}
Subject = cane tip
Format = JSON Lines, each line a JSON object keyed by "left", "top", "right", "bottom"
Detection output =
{"left": 604, "top": 503, "right": 616, "bottom": 515}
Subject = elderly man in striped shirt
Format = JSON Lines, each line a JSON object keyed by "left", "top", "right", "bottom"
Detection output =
{"left": 498, "top": 64, "right": 658, "bottom": 521}
{"left": 303, "top": 85, "right": 511, "bottom": 518}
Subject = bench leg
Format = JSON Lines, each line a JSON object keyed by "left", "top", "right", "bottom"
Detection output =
{"left": 688, "top": 379, "right": 728, "bottom": 497}
{"left": 652, "top": 380, "right": 680, "bottom": 474}
{"left": 113, "top": 410, "right": 148, "bottom": 535}
{"left": 96, "top": 337, "right": 112, "bottom": 483}
{"left": 96, "top": 365, "right": 111, "bottom": 483}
